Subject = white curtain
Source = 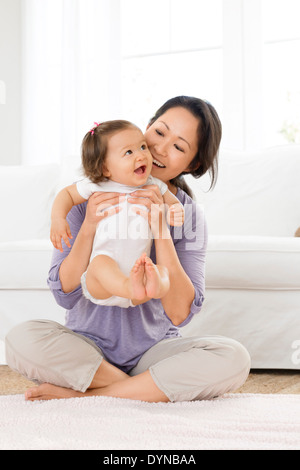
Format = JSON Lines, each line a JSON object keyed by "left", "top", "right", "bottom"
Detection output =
{"left": 21, "top": 0, "right": 121, "bottom": 165}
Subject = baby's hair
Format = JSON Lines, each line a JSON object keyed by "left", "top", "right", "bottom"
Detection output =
{"left": 81, "top": 120, "right": 140, "bottom": 184}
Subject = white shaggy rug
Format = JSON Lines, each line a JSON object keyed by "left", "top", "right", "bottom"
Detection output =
{"left": 0, "top": 393, "right": 300, "bottom": 450}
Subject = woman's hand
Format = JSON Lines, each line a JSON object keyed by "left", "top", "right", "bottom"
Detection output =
{"left": 127, "top": 185, "right": 170, "bottom": 239}
{"left": 167, "top": 202, "right": 185, "bottom": 227}
{"left": 83, "top": 191, "right": 125, "bottom": 233}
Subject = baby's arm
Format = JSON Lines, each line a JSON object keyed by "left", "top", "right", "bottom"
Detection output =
{"left": 163, "top": 190, "right": 184, "bottom": 227}
{"left": 50, "top": 184, "right": 87, "bottom": 252}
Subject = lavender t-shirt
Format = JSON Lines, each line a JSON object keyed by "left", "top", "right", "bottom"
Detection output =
{"left": 47, "top": 188, "right": 207, "bottom": 373}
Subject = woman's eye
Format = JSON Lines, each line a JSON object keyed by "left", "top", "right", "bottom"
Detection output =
{"left": 175, "top": 144, "right": 184, "bottom": 153}
{"left": 125, "top": 150, "right": 133, "bottom": 155}
{"left": 155, "top": 129, "right": 163, "bottom": 136}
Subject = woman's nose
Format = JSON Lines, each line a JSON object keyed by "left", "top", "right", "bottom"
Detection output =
{"left": 155, "top": 141, "right": 168, "bottom": 157}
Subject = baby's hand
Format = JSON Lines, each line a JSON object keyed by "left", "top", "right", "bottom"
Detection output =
{"left": 167, "top": 203, "right": 184, "bottom": 227}
{"left": 50, "top": 218, "right": 73, "bottom": 252}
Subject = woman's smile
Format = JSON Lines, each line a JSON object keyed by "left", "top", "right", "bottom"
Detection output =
{"left": 152, "top": 157, "right": 166, "bottom": 168}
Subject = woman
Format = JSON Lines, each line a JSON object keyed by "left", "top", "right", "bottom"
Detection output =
{"left": 5, "top": 96, "right": 250, "bottom": 402}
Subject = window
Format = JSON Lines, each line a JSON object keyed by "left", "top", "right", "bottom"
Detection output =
{"left": 19, "top": 0, "right": 300, "bottom": 165}
{"left": 120, "top": 0, "right": 300, "bottom": 150}
{"left": 120, "top": 0, "right": 223, "bottom": 130}
{"left": 262, "top": 0, "right": 300, "bottom": 146}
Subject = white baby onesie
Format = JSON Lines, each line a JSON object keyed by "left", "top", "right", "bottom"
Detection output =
{"left": 76, "top": 176, "right": 168, "bottom": 308}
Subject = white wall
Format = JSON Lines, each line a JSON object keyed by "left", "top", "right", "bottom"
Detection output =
{"left": 0, "top": 0, "right": 22, "bottom": 165}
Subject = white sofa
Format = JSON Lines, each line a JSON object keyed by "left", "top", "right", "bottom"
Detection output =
{"left": 1, "top": 146, "right": 300, "bottom": 368}
{"left": 0, "top": 164, "right": 68, "bottom": 363}
{"left": 182, "top": 145, "right": 300, "bottom": 369}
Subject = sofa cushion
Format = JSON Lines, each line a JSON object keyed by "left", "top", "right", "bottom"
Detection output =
{"left": 206, "top": 235, "right": 300, "bottom": 290}
{"left": 0, "top": 240, "right": 53, "bottom": 289}
{"left": 0, "top": 164, "right": 59, "bottom": 243}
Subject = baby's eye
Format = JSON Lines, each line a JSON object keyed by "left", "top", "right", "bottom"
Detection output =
{"left": 141, "top": 144, "right": 147, "bottom": 150}
{"left": 125, "top": 149, "right": 133, "bottom": 155}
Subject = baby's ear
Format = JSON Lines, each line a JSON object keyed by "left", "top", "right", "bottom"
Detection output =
{"left": 102, "top": 165, "right": 111, "bottom": 178}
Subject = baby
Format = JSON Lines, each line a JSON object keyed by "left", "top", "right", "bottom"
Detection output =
{"left": 50, "top": 120, "right": 184, "bottom": 308}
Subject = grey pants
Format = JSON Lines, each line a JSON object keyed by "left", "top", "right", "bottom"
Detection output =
{"left": 5, "top": 320, "right": 251, "bottom": 402}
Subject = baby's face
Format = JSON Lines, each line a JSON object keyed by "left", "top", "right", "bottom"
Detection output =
{"left": 103, "top": 127, "right": 153, "bottom": 186}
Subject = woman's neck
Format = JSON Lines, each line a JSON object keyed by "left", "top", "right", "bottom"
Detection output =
{"left": 167, "top": 181, "right": 178, "bottom": 195}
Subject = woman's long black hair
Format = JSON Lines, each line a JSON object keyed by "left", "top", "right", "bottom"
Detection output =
{"left": 148, "top": 96, "right": 222, "bottom": 198}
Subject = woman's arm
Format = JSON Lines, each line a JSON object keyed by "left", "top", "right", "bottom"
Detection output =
{"left": 49, "top": 192, "right": 125, "bottom": 294}
{"left": 154, "top": 203, "right": 207, "bottom": 326}
{"left": 128, "top": 186, "right": 206, "bottom": 326}
{"left": 154, "top": 233, "right": 195, "bottom": 326}
{"left": 58, "top": 214, "right": 97, "bottom": 293}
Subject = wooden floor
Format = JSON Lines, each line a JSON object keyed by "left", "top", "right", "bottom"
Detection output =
{"left": 0, "top": 365, "right": 299, "bottom": 396}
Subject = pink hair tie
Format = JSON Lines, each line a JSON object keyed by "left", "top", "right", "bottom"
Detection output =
{"left": 90, "top": 122, "right": 100, "bottom": 135}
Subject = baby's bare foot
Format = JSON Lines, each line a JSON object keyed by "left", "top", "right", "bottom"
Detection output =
{"left": 144, "top": 257, "right": 163, "bottom": 298}
{"left": 128, "top": 253, "right": 146, "bottom": 300}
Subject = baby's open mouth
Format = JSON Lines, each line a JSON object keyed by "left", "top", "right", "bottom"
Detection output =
{"left": 134, "top": 165, "right": 147, "bottom": 175}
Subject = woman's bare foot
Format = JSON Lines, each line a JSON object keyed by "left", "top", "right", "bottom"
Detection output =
{"left": 128, "top": 253, "right": 147, "bottom": 300}
{"left": 25, "top": 383, "right": 81, "bottom": 401}
{"left": 24, "top": 370, "right": 169, "bottom": 403}
{"left": 144, "top": 257, "right": 170, "bottom": 298}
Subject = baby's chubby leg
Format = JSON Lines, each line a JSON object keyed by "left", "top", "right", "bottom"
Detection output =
{"left": 85, "top": 253, "right": 170, "bottom": 303}
{"left": 85, "top": 253, "right": 147, "bottom": 302}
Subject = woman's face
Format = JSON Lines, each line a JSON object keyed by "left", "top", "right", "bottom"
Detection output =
{"left": 145, "top": 106, "right": 199, "bottom": 190}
